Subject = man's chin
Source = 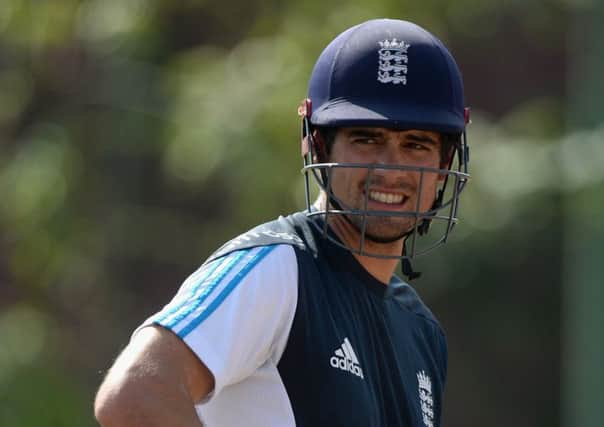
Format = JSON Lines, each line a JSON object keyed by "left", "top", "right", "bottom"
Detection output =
{"left": 363, "top": 230, "right": 409, "bottom": 244}
{"left": 351, "top": 220, "right": 415, "bottom": 244}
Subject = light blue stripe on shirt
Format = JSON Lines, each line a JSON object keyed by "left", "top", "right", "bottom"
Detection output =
{"left": 177, "top": 245, "right": 277, "bottom": 338}
{"left": 153, "top": 256, "right": 226, "bottom": 325}
{"left": 156, "top": 250, "right": 248, "bottom": 329}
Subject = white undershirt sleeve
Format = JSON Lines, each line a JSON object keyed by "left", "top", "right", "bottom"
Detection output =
{"left": 134, "top": 244, "right": 298, "bottom": 399}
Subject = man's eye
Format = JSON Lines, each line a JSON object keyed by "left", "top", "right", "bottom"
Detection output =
{"left": 407, "top": 143, "right": 428, "bottom": 150}
{"left": 354, "top": 138, "right": 377, "bottom": 144}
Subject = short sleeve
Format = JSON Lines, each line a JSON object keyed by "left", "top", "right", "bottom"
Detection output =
{"left": 135, "top": 244, "right": 298, "bottom": 398}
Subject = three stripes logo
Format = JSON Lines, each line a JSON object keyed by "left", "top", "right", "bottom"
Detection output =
{"left": 329, "top": 337, "right": 364, "bottom": 379}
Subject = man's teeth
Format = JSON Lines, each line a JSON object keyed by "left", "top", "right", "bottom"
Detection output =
{"left": 369, "top": 191, "right": 404, "bottom": 204}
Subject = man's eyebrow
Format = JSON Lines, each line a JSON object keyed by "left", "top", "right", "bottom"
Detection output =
{"left": 346, "top": 129, "right": 386, "bottom": 138}
{"left": 406, "top": 133, "right": 439, "bottom": 144}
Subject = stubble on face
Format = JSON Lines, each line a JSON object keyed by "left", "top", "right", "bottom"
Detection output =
{"left": 335, "top": 172, "right": 432, "bottom": 243}
{"left": 324, "top": 127, "right": 443, "bottom": 245}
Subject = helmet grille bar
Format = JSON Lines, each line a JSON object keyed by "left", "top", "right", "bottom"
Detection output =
{"left": 359, "top": 168, "right": 374, "bottom": 254}
{"left": 410, "top": 168, "right": 425, "bottom": 258}
{"left": 301, "top": 158, "right": 470, "bottom": 260}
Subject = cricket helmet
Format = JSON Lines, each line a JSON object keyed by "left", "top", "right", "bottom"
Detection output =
{"left": 299, "top": 19, "right": 471, "bottom": 278}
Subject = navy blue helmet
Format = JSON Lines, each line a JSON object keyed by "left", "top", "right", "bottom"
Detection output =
{"left": 299, "top": 19, "right": 471, "bottom": 276}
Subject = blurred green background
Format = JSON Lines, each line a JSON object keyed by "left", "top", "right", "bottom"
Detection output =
{"left": 1, "top": 0, "right": 602, "bottom": 426}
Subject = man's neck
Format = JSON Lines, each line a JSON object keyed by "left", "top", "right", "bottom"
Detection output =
{"left": 351, "top": 252, "right": 400, "bottom": 285}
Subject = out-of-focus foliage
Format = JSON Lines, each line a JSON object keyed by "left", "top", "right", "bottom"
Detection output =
{"left": 0, "top": 0, "right": 601, "bottom": 426}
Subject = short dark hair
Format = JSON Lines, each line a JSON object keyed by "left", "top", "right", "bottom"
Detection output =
{"left": 315, "top": 126, "right": 459, "bottom": 164}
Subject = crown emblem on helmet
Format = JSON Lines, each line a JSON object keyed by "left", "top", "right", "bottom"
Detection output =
{"left": 378, "top": 38, "right": 410, "bottom": 52}
{"left": 377, "top": 38, "right": 411, "bottom": 85}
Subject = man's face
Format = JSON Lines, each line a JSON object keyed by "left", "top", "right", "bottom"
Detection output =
{"left": 326, "top": 127, "right": 445, "bottom": 243}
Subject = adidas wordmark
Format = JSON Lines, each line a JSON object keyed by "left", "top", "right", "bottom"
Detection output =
{"left": 329, "top": 337, "right": 364, "bottom": 379}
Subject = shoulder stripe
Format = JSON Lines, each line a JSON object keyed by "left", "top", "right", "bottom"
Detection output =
{"left": 153, "top": 255, "right": 228, "bottom": 326}
{"left": 176, "top": 245, "right": 277, "bottom": 338}
{"left": 157, "top": 250, "right": 248, "bottom": 328}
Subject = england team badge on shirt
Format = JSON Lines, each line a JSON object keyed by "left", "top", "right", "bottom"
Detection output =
{"left": 417, "top": 370, "right": 434, "bottom": 427}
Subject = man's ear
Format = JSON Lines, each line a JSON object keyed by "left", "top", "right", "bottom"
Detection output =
{"left": 301, "top": 135, "right": 310, "bottom": 158}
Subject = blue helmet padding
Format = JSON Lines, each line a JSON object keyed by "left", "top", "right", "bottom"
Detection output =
{"left": 308, "top": 19, "right": 465, "bottom": 133}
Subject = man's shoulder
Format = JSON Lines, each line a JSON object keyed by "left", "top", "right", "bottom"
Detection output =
{"left": 206, "top": 211, "right": 317, "bottom": 264}
{"left": 389, "top": 279, "right": 443, "bottom": 332}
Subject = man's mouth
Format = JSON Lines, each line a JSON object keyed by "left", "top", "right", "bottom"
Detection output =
{"left": 368, "top": 190, "right": 407, "bottom": 205}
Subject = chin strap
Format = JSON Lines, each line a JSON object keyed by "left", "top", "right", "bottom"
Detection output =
{"left": 401, "top": 240, "right": 422, "bottom": 280}
{"left": 402, "top": 258, "right": 422, "bottom": 281}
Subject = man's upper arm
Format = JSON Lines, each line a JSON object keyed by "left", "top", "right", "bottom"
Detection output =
{"left": 94, "top": 325, "right": 212, "bottom": 426}
{"left": 125, "top": 325, "right": 214, "bottom": 401}
{"left": 140, "top": 244, "right": 298, "bottom": 395}
{"left": 96, "top": 244, "right": 299, "bottom": 425}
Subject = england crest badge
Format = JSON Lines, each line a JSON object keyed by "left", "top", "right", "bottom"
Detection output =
{"left": 417, "top": 370, "right": 435, "bottom": 427}
{"left": 377, "top": 38, "right": 410, "bottom": 85}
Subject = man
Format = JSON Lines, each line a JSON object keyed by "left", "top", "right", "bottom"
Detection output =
{"left": 95, "top": 18, "right": 470, "bottom": 427}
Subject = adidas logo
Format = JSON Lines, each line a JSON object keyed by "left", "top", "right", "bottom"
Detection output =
{"left": 329, "top": 337, "right": 364, "bottom": 379}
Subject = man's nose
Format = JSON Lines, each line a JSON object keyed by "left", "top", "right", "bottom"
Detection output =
{"left": 375, "top": 142, "right": 408, "bottom": 165}
{"left": 372, "top": 145, "right": 413, "bottom": 178}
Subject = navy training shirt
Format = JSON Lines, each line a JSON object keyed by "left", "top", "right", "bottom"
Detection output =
{"left": 207, "top": 211, "right": 448, "bottom": 427}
